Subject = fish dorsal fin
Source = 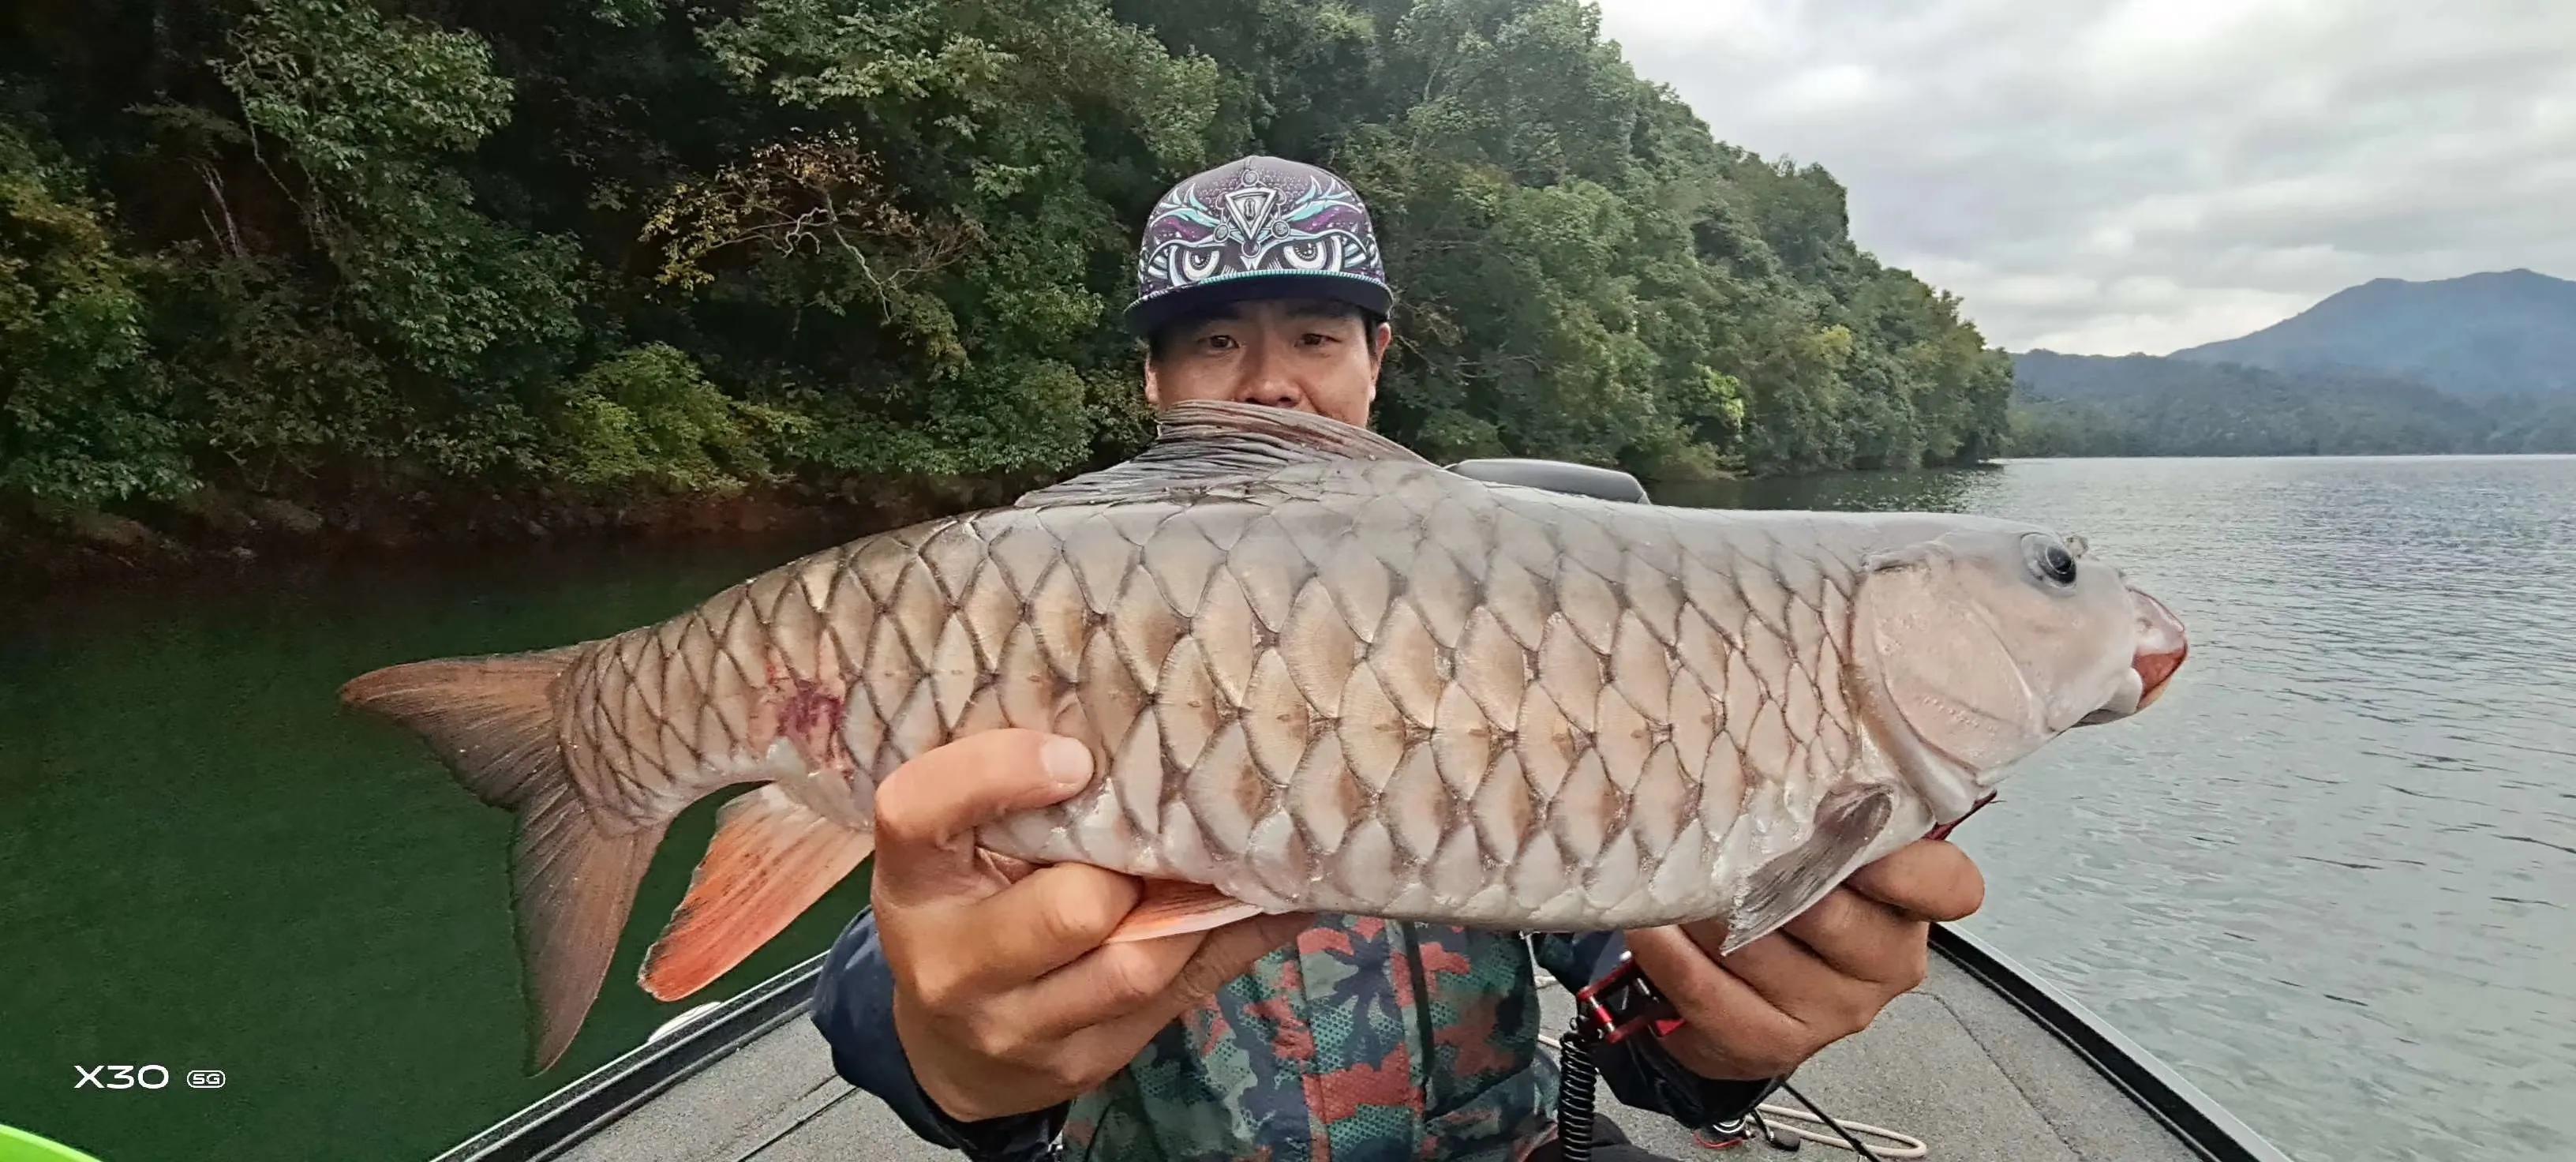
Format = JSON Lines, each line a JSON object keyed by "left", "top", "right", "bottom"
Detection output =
{"left": 1016, "top": 400, "right": 1428, "bottom": 507}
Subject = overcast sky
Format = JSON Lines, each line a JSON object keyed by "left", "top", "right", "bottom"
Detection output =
{"left": 1589, "top": 1, "right": 2576, "bottom": 355}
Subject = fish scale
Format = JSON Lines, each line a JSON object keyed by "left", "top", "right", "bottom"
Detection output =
{"left": 567, "top": 460, "right": 1846, "bottom": 930}
{"left": 340, "top": 399, "right": 2186, "bottom": 1070}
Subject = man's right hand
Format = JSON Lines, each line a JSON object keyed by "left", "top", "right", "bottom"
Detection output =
{"left": 869, "top": 728, "right": 1312, "bottom": 1124}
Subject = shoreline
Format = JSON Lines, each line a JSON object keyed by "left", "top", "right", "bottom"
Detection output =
{"left": 47, "top": 447, "right": 2573, "bottom": 594}
{"left": 0, "top": 475, "right": 1044, "bottom": 598}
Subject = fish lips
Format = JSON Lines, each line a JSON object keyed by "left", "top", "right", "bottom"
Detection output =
{"left": 2079, "top": 586, "right": 2189, "bottom": 725}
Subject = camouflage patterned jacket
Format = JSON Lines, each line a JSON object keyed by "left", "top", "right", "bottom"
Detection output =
{"left": 812, "top": 908, "right": 1760, "bottom": 1161}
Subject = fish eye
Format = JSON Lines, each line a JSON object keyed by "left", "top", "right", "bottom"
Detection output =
{"left": 2023, "top": 533, "right": 2079, "bottom": 587}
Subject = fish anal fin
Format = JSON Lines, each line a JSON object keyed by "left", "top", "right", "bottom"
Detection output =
{"left": 1720, "top": 785, "right": 1897, "bottom": 955}
{"left": 1101, "top": 878, "right": 1266, "bottom": 943}
{"left": 1016, "top": 400, "right": 1428, "bottom": 508}
{"left": 639, "top": 785, "right": 873, "bottom": 1003}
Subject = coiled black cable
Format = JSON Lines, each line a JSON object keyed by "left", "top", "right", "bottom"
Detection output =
{"left": 1555, "top": 1017, "right": 1602, "bottom": 1162}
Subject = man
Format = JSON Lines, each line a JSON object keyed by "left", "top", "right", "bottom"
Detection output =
{"left": 810, "top": 156, "right": 1985, "bottom": 1160}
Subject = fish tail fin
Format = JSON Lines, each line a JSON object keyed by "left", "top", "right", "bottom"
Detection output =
{"left": 338, "top": 648, "right": 584, "bottom": 810}
{"left": 340, "top": 646, "right": 665, "bottom": 1074}
{"left": 510, "top": 778, "right": 664, "bottom": 1074}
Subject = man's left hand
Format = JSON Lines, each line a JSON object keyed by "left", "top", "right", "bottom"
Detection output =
{"left": 1623, "top": 838, "right": 1986, "bottom": 1081}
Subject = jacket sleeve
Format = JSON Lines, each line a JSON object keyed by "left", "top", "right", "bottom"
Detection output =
{"left": 809, "top": 907, "right": 1067, "bottom": 1160}
{"left": 1526, "top": 931, "right": 1785, "bottom": 1128}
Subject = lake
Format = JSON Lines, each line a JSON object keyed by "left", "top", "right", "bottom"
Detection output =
{"left": 4, "top": 455, "right": 2570, "bottom": 1161}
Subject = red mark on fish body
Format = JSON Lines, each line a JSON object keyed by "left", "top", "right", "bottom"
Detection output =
{"left": 777, "top": 678, "right": 843, "bottom": 748}
{"left": 748, "top": 650, "right": 855, "bottom": 777}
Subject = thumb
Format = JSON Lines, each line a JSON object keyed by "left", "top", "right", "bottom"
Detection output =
{"left": 869, "top": 729, "right": 1095, "bottom": 908}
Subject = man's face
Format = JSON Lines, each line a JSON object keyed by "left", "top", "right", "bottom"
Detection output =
{"left": 1144, "top": 297, "right": 1391, "bottom": 429}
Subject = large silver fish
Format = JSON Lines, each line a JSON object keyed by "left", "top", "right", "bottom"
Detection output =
{"left": 342, "top": 401, "right": 2188, "bottom": 1069}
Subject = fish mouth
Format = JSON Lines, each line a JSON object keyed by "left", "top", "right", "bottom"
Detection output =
{"left": 2079, "top": 586, "right": 2189, "bottom": 725}
{"left": 2129, "top": 587, "right": 2188, "bottom": 710}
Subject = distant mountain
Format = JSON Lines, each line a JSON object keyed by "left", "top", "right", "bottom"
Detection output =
{"left": 2170, "top": 268, "right": 2576, "bottom": 398}
{"left": 2003, "top": 351, "right": 2540, "bottom": 458}
{"left": 2002, "top": 268, "right": 2576, "bottom": 459}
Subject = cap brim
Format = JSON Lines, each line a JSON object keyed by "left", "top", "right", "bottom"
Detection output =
{"left": 1124, "top": 271, "right": 1393, "bottom": 336}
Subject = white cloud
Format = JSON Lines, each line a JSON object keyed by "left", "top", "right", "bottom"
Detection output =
{"left": 1592, "top": 0, "right": 2576, "bottom": 354}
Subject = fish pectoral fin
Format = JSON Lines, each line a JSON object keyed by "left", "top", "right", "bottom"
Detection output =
{"left": 638, "top": 785, "right": 873, "bottom": 1003}
{"left": 1014, "top": 399, "right": 1428, "bottom": 508}
{"left": 1101, "top": 879, "right": 1268, "bottom": 943}
{"left": 1721, "top": 785, "right": 1898, "bottom": 955}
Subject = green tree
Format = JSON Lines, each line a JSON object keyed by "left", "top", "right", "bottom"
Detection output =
{"left": 0, "top": 0, "right": 2026, "bottom": 557}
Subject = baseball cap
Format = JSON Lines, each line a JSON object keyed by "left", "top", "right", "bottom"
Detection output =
{"left": 1122, "top": 154, "right": 1393, "bottom": 337}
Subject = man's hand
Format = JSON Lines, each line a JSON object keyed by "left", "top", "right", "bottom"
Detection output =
{"left": 1624, "top": 839, "right": 1986, "bottom": 1080}
{"left": 870, "top": 729, "right": 1311, "bottom": 1124}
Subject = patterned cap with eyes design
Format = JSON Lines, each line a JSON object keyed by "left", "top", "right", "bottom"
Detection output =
{"left": 1123, "top": 154, "right": 1393, "bottom": 337}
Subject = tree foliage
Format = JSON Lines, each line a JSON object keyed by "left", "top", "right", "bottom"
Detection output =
{"left": 0, "top": 0, "right": 2012, "bottom": 523}
{"left": 0, "top": 122, "right": 190, "bottom": 506}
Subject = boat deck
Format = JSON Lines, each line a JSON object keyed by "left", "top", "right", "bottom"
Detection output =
{"left": 533, "top": 935, "right": 2217, "bottom": 1162}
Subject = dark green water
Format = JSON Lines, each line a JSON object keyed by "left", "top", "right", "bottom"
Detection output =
{"left": 0, "top": 536, "right": 886, "bottom": 1162}
{"left": 6, "top": 456, "right": 2571, "bottom": 1161}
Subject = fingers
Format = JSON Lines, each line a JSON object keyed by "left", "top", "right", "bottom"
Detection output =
{"left": 1619, "top": 844, "right": 1987, "bottom": 1085}
{"left": 1624, "top": 925, "right": 1810, "bottom": 1079}
{"left": 1631, "top": 915, "right": 1894, "bottom": 1079}
{"left": 1008, "top": 914, "right": 1309, "bottom": 1099}
{"left": 1779, "top": 886, "right": 1929, "bottom": 991}
{"left": 1164, "top": 912, "right": 1314, "bottom": 1009}
{"left": 871, "top": 729, "right": 1095, "bottom": 907}
{"left": 969, "top": 911, "right": 1309, "bottom": 1059}
{"left": 938, "top": 861, "right": 1147, "bottom": 995}
{"left": 1012, "top": 928, "right": 1218, "bottom": 1040}
{"left": 866, "top": 728, "right": 1305, "bottom": 1123}
{"left": 1844, "top": 838, "right": 1985, "bottom": 922}
{"left": 1707, "top": 919, "right": 1882, "bottom": 1038}
{"left": 1089, "top": 912, "right": 1313, "bottom": 1042}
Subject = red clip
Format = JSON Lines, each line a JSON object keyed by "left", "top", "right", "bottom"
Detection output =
{"left": 1573, "top": 957, "right": 1687, "bottom": 1044}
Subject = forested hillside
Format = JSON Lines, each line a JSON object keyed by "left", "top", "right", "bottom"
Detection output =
{"left": 1, "top": 0, "right": 2012, "bottom": 572}
{"left": 2171, "top": 268, "right": 2576, "bottom": 399}
{"left": 2007, "top": 350, "right": 2576, "bottom": 458}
